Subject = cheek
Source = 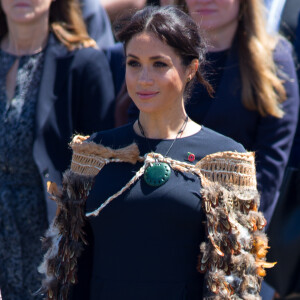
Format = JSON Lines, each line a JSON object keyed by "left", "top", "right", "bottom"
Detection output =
{"left": 125, "top": 71, "right": 136, "bottom": 98}
{"left": 217, "top": 0, "right": 240, "bottom": 18}
{"left": 40, "top": 2, "right": 52, "bottom": 12}
{"left": 168, "top": 71, "right": 186, "bottom": 92}
{"left": 33, "top": 0, "right": 52, "bottom": 13}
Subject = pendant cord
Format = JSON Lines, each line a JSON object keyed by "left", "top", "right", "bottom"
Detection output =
{"left": 137, "top": 115, "right": 189, "bottom": 158}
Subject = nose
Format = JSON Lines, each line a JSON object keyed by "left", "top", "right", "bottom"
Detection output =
{"left": 138, "top": 67, "right": 153, "bottom": 85}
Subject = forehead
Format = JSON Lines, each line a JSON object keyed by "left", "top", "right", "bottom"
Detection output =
{"left": 126, "top": 32, "right": 179, "bottom": 59}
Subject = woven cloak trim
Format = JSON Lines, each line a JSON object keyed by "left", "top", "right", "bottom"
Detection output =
{"left": 70, "top": 135, "right": 257, "bottom": 190}
{"left": 70, "top": 135, "right": 141, "bottom": 176}
{"left": 38, "top": 135, "right": 271, "bottom": 300}
{"left": 196, "top": 151, "right": 257, "bottom": 189}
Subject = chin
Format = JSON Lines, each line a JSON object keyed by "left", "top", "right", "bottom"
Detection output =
{"left": 136, "top": 107, "right": 157, "bottom": 115}
{"left": 10, "top": 14, "right": 35, "bottom": 23}
{"left": 134, "top": 103, "right": 161, "bottom": 115}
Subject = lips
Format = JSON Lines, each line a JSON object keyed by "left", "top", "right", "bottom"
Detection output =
{"left": 194, "top": 9, "right": 217, "bottom": 15}
{"left": 15, "top": 2, "right": 30, "bottom": 7}
{"left": 136, "top": 91, "right": 159, "bottom": 99}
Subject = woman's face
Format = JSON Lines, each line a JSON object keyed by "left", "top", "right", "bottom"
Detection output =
{"left": 185, "top": 0, "right": 240, "bottom": 32}
{"left": 126, "top": 32, "right": 192, "bottom": 116}
{"left": 1, "top": 0, "right": 52, "bottom": 25}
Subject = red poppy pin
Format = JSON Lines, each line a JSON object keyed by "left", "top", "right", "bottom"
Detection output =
{"left": 188, "top": 152, "right": 195, "bottom": 162}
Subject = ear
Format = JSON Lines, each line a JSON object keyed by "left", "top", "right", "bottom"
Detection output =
{"left": 187, "top": 59, "right": 199, "bottom": 81}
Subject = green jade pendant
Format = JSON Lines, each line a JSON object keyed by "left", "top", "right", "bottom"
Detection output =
{"left": 144, "top": 162, "right": 171, "bottom": 187}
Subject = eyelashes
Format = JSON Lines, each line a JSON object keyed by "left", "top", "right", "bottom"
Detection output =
{"left": 127, "top": 60, "right": 140, "bottom": 67}
{"left": 153, "top": 61, "right": 168, "bottom": 68}
{"left": 126, "top": 60, "right": 168, "bottom": 68}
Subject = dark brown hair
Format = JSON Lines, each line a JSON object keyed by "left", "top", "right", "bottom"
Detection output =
{"left": 0, "top": 0, "right": 96, "bottom": 50}
{"left": 114, "top": 5, "right": 213, "bottom": 97}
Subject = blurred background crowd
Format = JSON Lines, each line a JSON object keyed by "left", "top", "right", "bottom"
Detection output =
{"left": 0, "top": 0, "right": 299, "bottom": 299}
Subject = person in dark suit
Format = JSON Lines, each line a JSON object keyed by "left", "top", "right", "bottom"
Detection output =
{"left": 0, "top": 0, "right": 114, "bottom": 299}
{"left": 289, "top": 12, "right": 300, "bottom": 168}
{"left": 263, "top": 0, "right": 300, "bottom": 170}
{"left": 103, "top": 42, "right": 129, "bottom": 127}
{"left": 280, "top": 6, "right": 300, "bottom": 168}
{"left": 278, "top": 0, "right": 300, "bottom": 45}
{"left": 184, "top": 0, "right": 299, "bottom": 226}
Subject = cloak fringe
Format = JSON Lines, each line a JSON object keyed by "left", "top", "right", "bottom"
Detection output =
{"left": 38, "top": 136, "right": 272, "bottom": 300}
{"left": 39, "top": 170, "right": 94, "bottom": 299}
{"left": 198, "top": 179, "right": 269, "bottom": 299}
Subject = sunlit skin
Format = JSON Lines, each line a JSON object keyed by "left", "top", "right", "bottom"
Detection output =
{"left": 0, "top": 0, "right": 51, "bottom": 55}
{"left": 126, "top": 32, "right": 201, "bottom": 139}
{"left": 1, "top": 0, "right": 52, "bottom": 25}
{"left": 185, "top": 0, "right": 240, "bottom": 51}
{"left": 1, "top": 0, "right": 52, "bottom": 98}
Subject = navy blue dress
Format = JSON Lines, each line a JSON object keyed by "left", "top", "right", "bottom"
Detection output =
{"left": 73, "top": 123, "right": 245, "bottom": 300}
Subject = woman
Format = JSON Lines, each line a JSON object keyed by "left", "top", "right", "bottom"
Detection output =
{"left": 0, "top": 0, "right": 114, "bottom": 299}
{"left": 130, "top": 0, "right": 299, "bottom": 224}
{"left": 40, "top": 6, "right": 273, "bottom": 300}
{"left": 182, "top": 0, "right": 299, "bottom": 224}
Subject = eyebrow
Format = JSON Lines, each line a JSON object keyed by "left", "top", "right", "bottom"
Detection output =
{"left": 127, "top": 54, "right": 170, "bottom": 61}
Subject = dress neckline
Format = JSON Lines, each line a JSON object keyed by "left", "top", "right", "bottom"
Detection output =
{"left": 130, "top": 122, "right": 204, "bottom": 142}
{"left": 0, "top": 47, "right": 46, "bottom": 59}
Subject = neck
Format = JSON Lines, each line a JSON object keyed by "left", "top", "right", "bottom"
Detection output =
{"left": 2, "top": 19, "right": 49, "bottom": 55}
{"left": 205, "top": 21, "right": 238, "bottom": 52}
{"left": 136, "top": 110, "right": 189, "bottom": 140}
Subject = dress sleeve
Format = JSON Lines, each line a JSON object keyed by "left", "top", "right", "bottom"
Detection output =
{"left": 254, "top": 38, "right": 299, "bottom": 224}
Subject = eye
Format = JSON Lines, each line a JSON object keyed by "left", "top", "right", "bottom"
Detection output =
{"left": 127, "top": 60, "right": 140, "bottom": 68}
{"left": 153, "top": 61, "right": 168, "bottom": 68}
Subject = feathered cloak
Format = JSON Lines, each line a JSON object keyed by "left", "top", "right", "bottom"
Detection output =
{"left": 38, "top": 135, "right": 274, "bottom": 300}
